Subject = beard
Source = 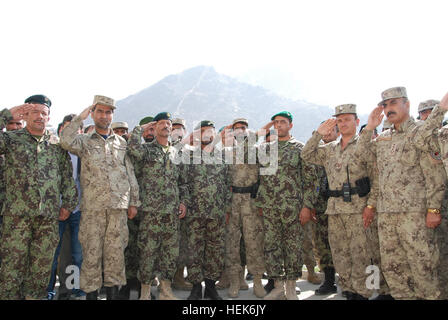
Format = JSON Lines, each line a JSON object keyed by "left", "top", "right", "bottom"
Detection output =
{"left": 144, "top": 135, "right": 155, "bottom": 143}
{"left": 94, "top": 119, "right": 110, "bottom": 130}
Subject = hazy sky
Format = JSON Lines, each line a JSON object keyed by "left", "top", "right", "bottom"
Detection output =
{"left": 1, "top": 0, "right": 447, "bottom": 127}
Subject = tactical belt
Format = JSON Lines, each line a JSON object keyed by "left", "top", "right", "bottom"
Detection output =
{"left": 328, "top": 187, "right": 360, "bottom": 198}
{"left": 232, "top": 185, "right": 254, "bottom": 193}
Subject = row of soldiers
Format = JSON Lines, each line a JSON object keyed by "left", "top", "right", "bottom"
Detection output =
{"left": 0, "top": 87, "right": 447, "bottom": 300}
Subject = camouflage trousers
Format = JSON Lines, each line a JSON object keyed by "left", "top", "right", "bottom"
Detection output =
{"left": 301, "top": 222, "right": 317, "bottom": 269}
{"left": 186, "top": 214, "right": 226, "bottom": 283}
{"left": 79, "top": 209, "right": 129, "bottom": 293}
{"left": 262, "top": 208, "right": 303, "bottom": 280}
{"left": 137, "top": 212, "right": 179, "bottom": 284}
{"left": 124, "top": 214, "right": 140, "bottom": 280}
{"left": 328, "top": 213, "right": 389, "bottom": 298}
{"left": 225, "top": 194, "right": 265, "bottom": 276}
{"left": 313, "top": 212, "right": 334, "bottom": 270}
{"left": 177, "top": 218, "right": 192, "bottom": 267}
{"left": 378, "top": 211, "right": 440, "bottom": 300}
{"left": 436, "top": 215, "right": 448, "bottom": 299}
{"left": 0, "top": 214, "right": 58, "bottom": 300}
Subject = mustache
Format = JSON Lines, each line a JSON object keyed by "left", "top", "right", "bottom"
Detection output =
{"left": 387, "top": 111, "right": 397, "bottom": 117}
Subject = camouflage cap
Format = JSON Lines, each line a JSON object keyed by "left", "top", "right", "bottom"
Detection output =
{"left": 153, "top": 112, "right": 172, "bottom": 122}
{"left": 382, "top": 119, "right": 393, "bottom": 130}
{"left": 194, "top": 120, "right": 215, "bottom": 130}
{"left": 139, "top": 116, "right": 154, "bottom": 126}
{"left": 172, "top": 118, "right": 186, "bottom": 128}
{"left": 333, "top": 104, "right": 357, "bottom": 117}
{"left": 93, "top": 95, "right": 116, "bottom": 109}
{"left": 111, "top": 121, "right": 128, "bottom": 130}
{"left": 232, "top": 118, "right": 249, "bottom": 127}
{"left": 271, "top": 111, "right": 293, "bottom": 122}
{"left": 378, "top": 87, "right": 407, "bottom": 106}
{"left": 418, "top": 99, "right": 440, "bottom": 113}
{"left": 25, "top": 94, "right": 51, "bottom": 108}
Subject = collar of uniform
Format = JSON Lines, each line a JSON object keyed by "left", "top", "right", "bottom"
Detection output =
{"left": 392, "top": 117, "right": 414, "bottom": 134}
{"left": 151, "top": 138, "right": 172, "bottom": 150}
{"left": 89, "top": 128, "right": 115, "bottom": 140}
{"left": 336, "top": 133, "right": 358, "bottom": 147}
{"left": 22, "top": 127, "right": 51, "bottom": 142}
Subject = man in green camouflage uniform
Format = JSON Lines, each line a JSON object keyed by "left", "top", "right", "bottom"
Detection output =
{"left": 127, "top": 112, "right": 190, "bottom": 300}
{"left": 182, "top": 120, "right": 231, "bottom": 300}
{"left": 60, "top": 95, "right": 140, "bottom": 300}
{"left": 413, "top": 94, "right": 448, "bottom": 299}
{"left": 170, "top": 118, "right": 194, "bottom": 291}
{"left": 357, "top": 87, "right": 444, "bottom": 299}
{"left": 255, "top": 111, "right": 319, "bottom": 300}
{"left": 119, "top": 116, "right": 155, "bottom": 300}
{"left": 0, "top": 95, "right": 78, "bottom": 300}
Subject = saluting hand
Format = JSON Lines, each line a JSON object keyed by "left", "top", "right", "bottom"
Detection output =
{"left": 366, "top": 105, "right": 384, "bottom": 131}
{"left": 9, "top": 103, "right": 34, "bottom": 120}
{"left": 440, "top": 92, "right": 448, "bottom": 111}
{"left": 79, "top": 105, "right": 94, "bottom": 121}
{"left": 317, "top": 119, "right": 337, "bottom": 136}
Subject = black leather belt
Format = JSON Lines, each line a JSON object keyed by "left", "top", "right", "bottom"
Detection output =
{"left": 232, "top": 186, "right": 253, "bottom": 193}
{"left": 328, "top": 187, "right": 360, "bottom": 198}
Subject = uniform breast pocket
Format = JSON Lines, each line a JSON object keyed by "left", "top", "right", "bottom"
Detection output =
{"left": 399, "top": 144, "right": 418, "bottom": 167}
{"left": 85, "top": 145, "right": 103, "bottom": 161}
{"left": 112, "top": 145, "right": 127, "bottom": 164}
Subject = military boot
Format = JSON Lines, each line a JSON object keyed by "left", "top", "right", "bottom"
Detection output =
{"left": 264, "top": 278, "right": 275, "bottom": 294}
{"left": 253, "top": 275, "right": 267, "bottom": 298}
{"left": 172, "top": 266, "right": 193, "bottom": 291}
{"left": 263, "top": 280, "right": 286, "bottom": 300}
{"left": 228, "top": 273, "right": 240, "bottom": 298}
{"left": 306, "top": 265, "right": 321, "bottom": 285}
{"left": 315, "top": 267, "right": 337, "bottom": 295}
{"left": 285, "top": 280, "right": 299, "bottom": 300}
{"left": 187, "top": 283, "right": 203, "bottom": 300}
{"left": 216, "top": 271, "right": 230, "bottom": 290}
{"left": 204, "top": 279, "right": 223, "bottom": 300}
{"left": 86, "top": 290, "right": 98, "bottom": 300}
{"left": 239, "top": 269, "right": 249, "bottom": 290}
{"left": 106, "top": 286, "right": 120, "bottom": 300}
{"left": 118, "top": 281, "right": 132, "bottom": 300}
{"left": 139, "top": 284, "right": 152, "bottom": 300}
{"left": 158, "top": 279, "right": 179, "bottom": 300}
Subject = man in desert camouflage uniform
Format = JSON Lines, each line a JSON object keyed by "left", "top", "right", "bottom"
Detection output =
{"left": 356, "top": 87, "right": 444, "bottom": 300}
{"left": 255, "top": 111, "right": 319, "bottom": 300}
{"left": 0, "top": 95, "right": 78, "bottom": 300}
{"left": 413, "top": 93, "right": 448, "bottom": 299}
{"left": 301, "top": 123, "right": 339, "bottom": 296}
{"left": 222, "top": 118, "right": 266, "bottom": 299}
{"left": 60, "top": 95, "right": 140, "bottom": 300}
{"left": 302, "top": 104, "right": 390, "bottom": 300}
{"left": 183, "top": 120, "right": 231, "bottom": 300}
{"left": 127, "top": 112, "right": 189, "bottom": 300}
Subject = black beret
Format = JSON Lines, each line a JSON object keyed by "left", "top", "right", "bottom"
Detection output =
{"left": 153, "top": 112, "right": 172, "bottom": 122}
{"left": 25, "top": 94, "right": 52, "bottom": 107}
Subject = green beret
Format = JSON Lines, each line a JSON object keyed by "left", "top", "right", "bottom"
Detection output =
{"left": 271, "top": 111, "right": 292, "bottom": 122}
{"left": 153, "top": 112, "right": 172, "bottom": 122}
{"left": 25, "top": 94, "right": 51, "bottom": 108}
{"left": 194, "top": 120, "right": 215, "bottom": 130}
{"left": 218, "top": 126, "right": 226, "bottom": 133}
{"left": 139, "top": 116, "right": 154, "bottom": 126}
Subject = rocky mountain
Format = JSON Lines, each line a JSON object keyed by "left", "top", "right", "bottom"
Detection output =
{"left": 115, "top": 66, "right": 366, "bottom": 142}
